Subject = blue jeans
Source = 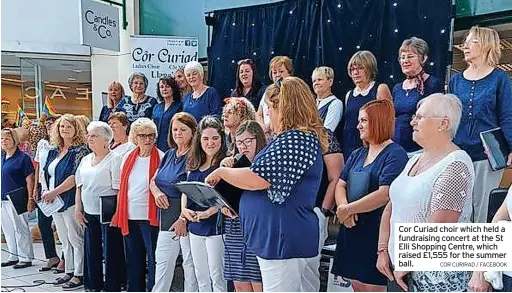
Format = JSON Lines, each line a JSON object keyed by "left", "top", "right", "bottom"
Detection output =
{"left": 123, "top": 220, "right": 158, "bottom": 292}
{"left": 84, "top": 213, "right": 126, "bottom": 291}
{"left": 36, "top": 184, "right": 57, "bottom": 260}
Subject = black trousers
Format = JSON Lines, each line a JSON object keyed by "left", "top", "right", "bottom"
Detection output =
{"left": 84, "top": 213, "right": 126, "bottom": 291}
{"left": 36, "top": 184, "right": 58, "bottom": 260}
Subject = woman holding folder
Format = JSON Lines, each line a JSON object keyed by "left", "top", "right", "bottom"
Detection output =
{"left": 1, "top": 128, "right": 35, "bottom": 269}
{"left": 151, "top": 112, "right": 198, "bottom": 292}
{"left": 331, "top": 100, "right": 408, "bottom": 292}
{"left": 182, "top": 116, "right": 228, "bottom": 292}
{"left": 206, "top": 77, "right": 327, "bottom": 291}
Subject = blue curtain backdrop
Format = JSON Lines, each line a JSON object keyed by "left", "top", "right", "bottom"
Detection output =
{"left": 208, "top": 0, "right": 452, "bottom": 98}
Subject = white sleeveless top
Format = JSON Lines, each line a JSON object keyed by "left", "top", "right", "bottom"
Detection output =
{"left": 388, "top": 150, "right": 474, "bottom": 292}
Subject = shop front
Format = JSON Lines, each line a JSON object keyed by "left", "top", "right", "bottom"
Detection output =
{"left": 1, "top": 52, "right": 92, "bottom": 126}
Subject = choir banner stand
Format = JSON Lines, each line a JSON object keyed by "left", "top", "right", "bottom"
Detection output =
{"left": 130, "top": 35, "right": 199, "bottom": 96}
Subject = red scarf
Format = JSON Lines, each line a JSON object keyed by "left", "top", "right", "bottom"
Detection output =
{"left": 111, "top": 146, "right": 160, "bottom": 236}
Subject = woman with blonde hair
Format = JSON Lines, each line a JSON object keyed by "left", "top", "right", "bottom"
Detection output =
{"left": 343, "top": 51, "right": 392, "bottom": 159}
{"left": 42, "top": 114, "right": 90, "bottom": 289}
{"left": 393, "top": 37, "right": 444, "bottom": 155}
{"left": 100, "top": 81, "right": 125, "bottom": 122}
{"left": 448, "top": 26, "right": 512, "bottom": 223}
{"left": 206, "top": 77, "right": 327, "bottom": 291}
{"left": 175, "top": 68, "right": 192, "bottom": 98}
{"left": 1, "top": 128, "right": 35, "bottom": 269}
{"left": 222, "top": 97, "right": 256, "bottom": 152}
{"left": 312, "top": 66, "right": 343, "bottom": 132}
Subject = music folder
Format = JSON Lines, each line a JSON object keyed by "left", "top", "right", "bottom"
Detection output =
{"left": 480, "top": 127, "right": 509, "bottom": 171}
{"left": 100, "top": 195, "right": 117, "bottom": 224}
{"left": 6, "top": 187, "right": 28, "bottom": 215}
{"left": 213, "top": 154, "right": 251, "bottom": 214}
{"left": 159, "top": 197, "right": 182, "bottom": 232}
{"left": 347, "top": 171, "right": 371, "bottom": 203}
{"left": 175, "top": 182, "right": 237, "bottom": 215}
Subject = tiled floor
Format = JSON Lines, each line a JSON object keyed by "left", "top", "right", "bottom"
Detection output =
{"left": 1, "top": 243, "right": 65, "bottom": 292}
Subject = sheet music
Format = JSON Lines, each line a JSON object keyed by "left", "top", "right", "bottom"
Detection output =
{"left": 37, "top": 196, "right": 64, "bottom": 217}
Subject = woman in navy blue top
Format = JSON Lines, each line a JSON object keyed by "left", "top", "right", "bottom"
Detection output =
{"left": 448, "top": 26, "right": 512, "bottom": 223}
{"left": 343, "top": 51, "right": 393, "bottom": 160}
{"left": 151, "top": 112, "right": 198, "bottom": 292}
{"left": 1, "top": 128, "right": 35, "bottom": 269}
{"left": 332, "top": 100, "right": 408, "bottom": 291}
{"left": 392, "top": 37, "right": 444, "bottom": 154}
{"left": 152, "top": 77, "right": 183, "bottom": 152}
{"left": 206, "top": 77, "right": 329, "bottom": 292}
{"left": 181, "top": 116, "right": 228, "bottom": 292}
{"left": 230, "top": 58, "right": 265, "bottom": 110}
{"left": 99, "top": 81, "right": 125, "bottom": 122}
{"left": 116, "top": 72, "right": 158, "bottom": 123}
{"left": 182, "top": 61, "right": 223, "bottom": 122}
{"left": 42, "top": 115, "right": 90, "bottom": 289}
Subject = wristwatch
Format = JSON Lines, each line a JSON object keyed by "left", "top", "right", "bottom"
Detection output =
{"left": 179, "top": 215, "right": 187, "bottom": 223}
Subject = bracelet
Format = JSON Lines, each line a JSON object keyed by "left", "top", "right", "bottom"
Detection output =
{"left": 179, "top": 216, "right": 187, "bottom": 222}
{"left": 377, "top": 247, "right": 388, "bottom": 255}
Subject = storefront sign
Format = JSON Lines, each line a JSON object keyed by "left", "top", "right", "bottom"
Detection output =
{"left": 130, "top": 36, "right": 199, "bottom": 96}
{"left": 80, "top": 0, "right": 120, "bottom": 52}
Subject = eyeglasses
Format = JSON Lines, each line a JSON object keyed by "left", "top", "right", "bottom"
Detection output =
{"left": 87, "top": 134, "right": 100, "bottom": 139}
{"left": 137, "top": 133, "right": 156, "bottom": 139}
{"left": 235, "top": 137, "right": 257, "bottom": 148}
{"left": 237, "top": 59, "right": 254, "bottom": 65}
{"left": 462, "top": 38, "right": 479, "bottom": 47}
{"left": 411, "top": 114, "right": 446, "bottom": 121}
{"left": 398, "top": 54, "right": 419, "bottom": 62}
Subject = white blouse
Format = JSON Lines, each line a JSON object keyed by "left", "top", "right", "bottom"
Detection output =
{"left": 388, "top": 150, "right": 474, "bottom": 292}
{"left": 75, "top": 152, "right": 122, "bottom": 215}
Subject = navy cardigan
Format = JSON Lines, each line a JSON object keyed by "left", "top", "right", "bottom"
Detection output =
{"left": 43, "top": 145, "right": 90, "bottom": 211}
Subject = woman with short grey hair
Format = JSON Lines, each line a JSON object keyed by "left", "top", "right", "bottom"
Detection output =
{"left": 116, "top": 72, "right": 158, "bottom": 123}
{"left": 377, "top": 93, "right": 474, "bottom": 292}
{"left": 75, "top": 121, "right": 125, "bottom": 291}
{"left": 182, "top": 61, "right": 222, "bottom": 122}
{"left": 392, "top": 37, "right": 444, "bottom": 155}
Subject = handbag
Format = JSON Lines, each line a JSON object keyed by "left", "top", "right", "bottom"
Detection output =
{"left": 347, "top": 171, "right": 371, "bottom": 203}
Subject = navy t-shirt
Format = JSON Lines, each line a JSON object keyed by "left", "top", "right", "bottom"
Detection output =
{"left": 186, "top": 167, "right": 222, "bottom": 236}
{"left": 154, "top": 148, "right": 187, "bottom": 199}
{"left": 182, "top": 87, "right": 223, "bottom": 122}
{"left": 1, "top": 148, "right": 34, "bottom": 200}
{"left": 152, "top": 101, "right": 183, "bottom": 152}
{"left": 240, "top": 130, "right": 323, "bottom": 259}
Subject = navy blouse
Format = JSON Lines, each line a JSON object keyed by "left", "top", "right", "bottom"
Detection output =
{"left": 182, "top": 87, "right": 223, "bottom": 122}
{"left": 240, "top": 130, "right": 323, "bottom": 259}
{"left": 186, "top": 167, "right": 222, "bottom": 236}
{"left": 448, "top": 69, "right": 512, "bottom": 161}
{"left": 392, "top": 75, "right": 444, "bottom": 152}
{"left": 152, "top": 101, "right": 183, "bottom": 152}
{"left": 155, "top": 148, "right": 187, "bottom": 199}
{"left": 43, "top": 146, "right": 90, "bottom": 211}
{"left": 1, "top": 148, "right": 34, "bottom": 200}
{"left": 116, "top": 95, "right": 158, "bottom": 123}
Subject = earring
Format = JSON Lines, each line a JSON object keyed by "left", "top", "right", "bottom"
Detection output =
{"left": 438, "top": 128, "right": 442, "bottom": 132}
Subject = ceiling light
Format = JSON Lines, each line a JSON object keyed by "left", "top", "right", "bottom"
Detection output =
{"left": 67, "top": 77, "right": 76, "bottom": 81}
{"left": 72, "top": 69, "right": 82, "bottom": 73}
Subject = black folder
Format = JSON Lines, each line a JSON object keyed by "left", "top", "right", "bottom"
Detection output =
{"left": 100, "top": 195, "right": 117, "bottom": 224}
{"left": 213, "top": 154, "right": 251, "bottom": 214}
{"left": 159, "top": 197, "right": 182, "bottom": 231}
{"left": 175, "top": 182, "right": 236, "bottom": 215}
{"left": 480, "top": 127, "right": 509, "bottom": 171}
{"left": 6, "top": 187, "right": 28, "bottom": 215}
{"left": 347, "top": 171, "right": 371, "bottom": 203}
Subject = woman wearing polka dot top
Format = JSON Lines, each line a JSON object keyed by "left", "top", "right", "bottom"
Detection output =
{"left": 206, "top": 77, "right": 328, "bottom": 291}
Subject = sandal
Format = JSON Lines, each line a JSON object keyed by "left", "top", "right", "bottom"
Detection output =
{"left": 40, "top": 257, "right": 60, "bottom": 272}
{"left": 62, "top": 277, "right": 83, "bottom": 291}
{"left": 54, "top": 274, "right": 72, "bottom": 286}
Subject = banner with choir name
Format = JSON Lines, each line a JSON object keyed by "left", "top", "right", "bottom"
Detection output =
{"left": 130, "top": 35, "right": 199, "bottom": 97}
